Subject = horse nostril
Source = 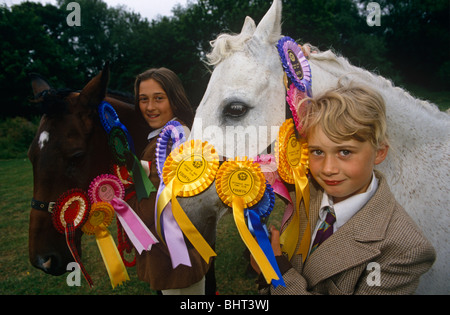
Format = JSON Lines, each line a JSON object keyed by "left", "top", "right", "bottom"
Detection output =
{"left": 42, "top": 257, "right": 52, "bottom": 270}
{"left": 36, "top": 255, "right": 63, "bottom": 275}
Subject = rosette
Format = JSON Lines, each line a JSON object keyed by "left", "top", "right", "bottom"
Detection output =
{"left": 52, "top": 189, "right": 93, "bottom": 287}
{"left": 275, "top": 119, "right": 311, "bottom": 261}
{"left": 82, "top": 202, "right": 130, "bottom": 288}
{"left": 98, "top": 101, "right": 120, "bottom": 134}
{"left": 154, "top": 121, "right": 190, "bottom": 268}
{"left": 99, "top": 102, "right": 136, "bottom": 153}
{"left": 109, "top": 127, "right": 156, "bottom": 201}
{"left": 286, "top": 83, "right": 308, "bottom": 134}
{"left": 157, "top": 140, "right": 218, "bottom": 264}
{"left": 89, "top": 175, "right": 158, "bottom": 254}
{"left": 155, "top": 121, "right": 187, "bottom": 180}
{"left": 246, "top": 183, "right": 285, "bottom": 288}
{"left": 216, "top": 157, "right": 279, "bottom": 285}
{"left": 277, "top": 36, "right": 312, "bottom": 96}
{"left": 112, "top": 164, "right": 133, "bottom": 189}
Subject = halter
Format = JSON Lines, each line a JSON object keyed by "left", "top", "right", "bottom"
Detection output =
{"left": 31, "top": 199, "right": 55, "bottom": 214}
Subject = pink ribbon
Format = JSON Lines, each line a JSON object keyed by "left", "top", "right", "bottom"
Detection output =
{"left": 254, "top": 155, "right": 294, "bottom": 231}
{"left": 111, "top": 197, "right": 158, "bottom": 254}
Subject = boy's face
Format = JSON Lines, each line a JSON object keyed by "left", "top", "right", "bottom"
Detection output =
{"left": 307, "top": 126, "right": 388, "bottom": 203}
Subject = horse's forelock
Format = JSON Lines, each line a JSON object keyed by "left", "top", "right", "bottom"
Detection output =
{"left": 37, "top": 89, "right": 75, "bottom": 117}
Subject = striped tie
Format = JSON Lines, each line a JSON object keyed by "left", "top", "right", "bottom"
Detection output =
{"left": 310, "top": 207, "right": 336, "bottom": 255}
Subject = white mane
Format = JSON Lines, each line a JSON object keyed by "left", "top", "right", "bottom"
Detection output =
{"left": 206, "top": 31, "right": 254, "bottom": 66}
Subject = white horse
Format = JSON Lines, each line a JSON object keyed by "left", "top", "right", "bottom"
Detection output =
{"left": 181, "top": 0, "right": 449, "bottom": 294}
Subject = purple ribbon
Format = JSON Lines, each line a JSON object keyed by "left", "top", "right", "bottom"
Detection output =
{"left": 154, "top": 121, "right": 191, "bottom": 268}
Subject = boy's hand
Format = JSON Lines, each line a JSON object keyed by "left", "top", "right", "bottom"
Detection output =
{"left": 250, "top": 225, "right": 283, "bottom": 274}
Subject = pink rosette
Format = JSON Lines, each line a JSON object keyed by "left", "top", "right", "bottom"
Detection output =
{"left": 89, "top": 174, "right": 158, "bottom": 254}
{"left": 89, "top": 174, "right": 125, "bottom": 204}
{"left": 286, "top": 83, "right": 308, "bottom": 135}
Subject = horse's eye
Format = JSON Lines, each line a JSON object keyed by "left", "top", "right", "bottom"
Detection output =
{"left": 223, "top": 102, "right": 250, "bottom": 118}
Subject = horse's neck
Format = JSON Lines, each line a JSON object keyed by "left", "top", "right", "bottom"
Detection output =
{"left": 310, "top": 52, "right": 449, "bottom": 143}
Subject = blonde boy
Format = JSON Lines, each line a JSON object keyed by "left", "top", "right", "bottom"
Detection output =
{"left": 259, "top": 84, "right": 435, "bottom": 294}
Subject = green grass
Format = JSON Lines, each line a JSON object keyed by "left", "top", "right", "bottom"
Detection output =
{"left": 0, "top": 159, "right": 285, "bottom": 295}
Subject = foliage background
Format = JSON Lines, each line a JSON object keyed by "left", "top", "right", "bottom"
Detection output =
{"left": 0, "top": 0, "right": 449, "bottom": 120}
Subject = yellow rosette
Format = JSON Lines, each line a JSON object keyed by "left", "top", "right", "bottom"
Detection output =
{"left": 276, "top": 119, "right": 310, "bottom": 261}
{"left": 156, "top": 139, "right": 219, "bottom": 263}
{"left": 216, "top": 157, "right": 280, "bottom": 284}
{"left": 82, "top": 202, "right": 130, "bottom": 288}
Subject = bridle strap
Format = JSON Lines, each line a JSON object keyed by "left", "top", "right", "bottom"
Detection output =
{"left": 31, "top": 199, "right": 55, "bottom": 214}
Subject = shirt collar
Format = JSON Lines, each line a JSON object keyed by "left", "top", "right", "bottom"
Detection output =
{"left": 319, "top": 172, "right": 379, "bottom": 229}
{"left": 147, "top": 117, "right": 177, "bottom": 141}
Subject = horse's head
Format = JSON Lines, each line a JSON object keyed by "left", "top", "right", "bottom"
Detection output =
{"left": 190, "top": 0, "right": 285, "bottom": 158}
{"left": 28, "top": 66, "right": 111, "bottom": 275}
{"left": 179, "top": 1, "right": 287, "bottom": 246}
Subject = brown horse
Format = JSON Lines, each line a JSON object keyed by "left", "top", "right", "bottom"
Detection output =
{"left": 28, "top": 64, "right": 150, "bottom": 275}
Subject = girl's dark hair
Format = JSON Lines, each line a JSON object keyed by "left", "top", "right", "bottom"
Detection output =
{"left": 134, "top": 68, "right": 194, "bottom": 128}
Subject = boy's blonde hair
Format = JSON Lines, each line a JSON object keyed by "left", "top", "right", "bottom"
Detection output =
{"left": 299, "top": 83, "right": 388, "bottom": 149}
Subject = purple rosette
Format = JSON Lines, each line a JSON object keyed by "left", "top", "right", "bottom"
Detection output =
{"left": 277, "top": 37, "right": 312, "bottom": 97}
{"left": 155, "top": 121, "right": 187, "bottom": 181}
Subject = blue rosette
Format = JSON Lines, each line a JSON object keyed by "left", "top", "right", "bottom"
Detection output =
{"left": 98, "top": 101, "right": 120, "bottom": 134}
{"left": 246, "top": 182, "right": 285, "bottom": 288}
{"left": 98, "top": 101, "right": 135, "bottom": 153}
{"left": 277, "top": 36, "right": 312, "bottom": 97}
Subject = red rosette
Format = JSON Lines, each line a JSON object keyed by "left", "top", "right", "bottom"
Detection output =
{"left": 88, "top": 174, "right": 125, "bottom": 204}
{"left": 112, "top": 164, "right": 133, "bottom": 188}
{"left": 52, "top": 189, "right": 90, "bottom": 234}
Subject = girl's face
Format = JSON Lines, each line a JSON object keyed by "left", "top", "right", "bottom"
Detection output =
{"left": 139, "top": 79, "right": 174, "bottom": 129}
{"left": 307, "top": 126, "right": 388, "bottom": 203}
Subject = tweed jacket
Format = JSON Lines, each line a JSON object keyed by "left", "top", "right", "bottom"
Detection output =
{"left": 262, "top": 171, "right": 436, "bottom": 295}
{"left": 126, "top": 121, "right": 210, "bottom": 291}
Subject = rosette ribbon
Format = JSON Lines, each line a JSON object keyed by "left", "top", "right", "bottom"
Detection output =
{"left": 157, "top": 139, "right": 218, "bottom": 264}
{"left": 216, "top": 157, "right": 280, "bottom": 285}
{"left": 89, "top": 174, "right": 158, "bottom": 254}
{"left": 154, "top": 121, "right": 191, "bottom": 268}
{"left": 254, "top": 154, "right": 294, "bottom": 226}
{"left": 276, "top": 119, "right": 310, "bottom": 261}
{"left": 109, "top": 126, "right": 156, "bottom": 201}
{"left": 52, "top": 189, "right": 93, "bottom": 287}
{"left": 82, "top": 202, "right": 130, "bottom": 288}
{"left": 246, "top": 182, "right": 285, "bottom": 288}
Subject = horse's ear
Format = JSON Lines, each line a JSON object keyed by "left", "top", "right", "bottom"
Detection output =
{"left": 253, "top": 0, "right": 282, "bottom": 45}
{"left": 241, "top": 16, "right": 256, "bottom": 37}
{"left": 30, "top": 73, "right": 51, "bottom": 99}
{"left": 78, "top": 62, "right": 110, "bottom": 110}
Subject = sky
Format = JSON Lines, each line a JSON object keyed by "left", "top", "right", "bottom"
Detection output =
{"left": 1, "top": 0, "right": 192, "bottom": 21}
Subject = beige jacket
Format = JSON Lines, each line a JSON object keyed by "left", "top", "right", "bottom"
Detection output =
{"left": 262, "top": 171, "right": 436, "bottom": 295}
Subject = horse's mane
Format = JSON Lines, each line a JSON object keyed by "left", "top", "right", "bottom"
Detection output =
{"left": 304, "top": 44, "right": 445, "bottom": 116}
{"left": 206, "top": 31, "right": 254, "bottom": 66}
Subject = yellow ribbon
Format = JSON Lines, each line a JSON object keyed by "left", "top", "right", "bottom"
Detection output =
{"left": 276, "top": 119, "right": 310, "bottom": 261}
{"left": 82, "top": 202, "right": 130, "bottom": 288}
{"left": 156, "top": 140, "right": 218, "bottom": 263}
{"left": 216, "top": 158, "right": 279, "bottom": 284}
